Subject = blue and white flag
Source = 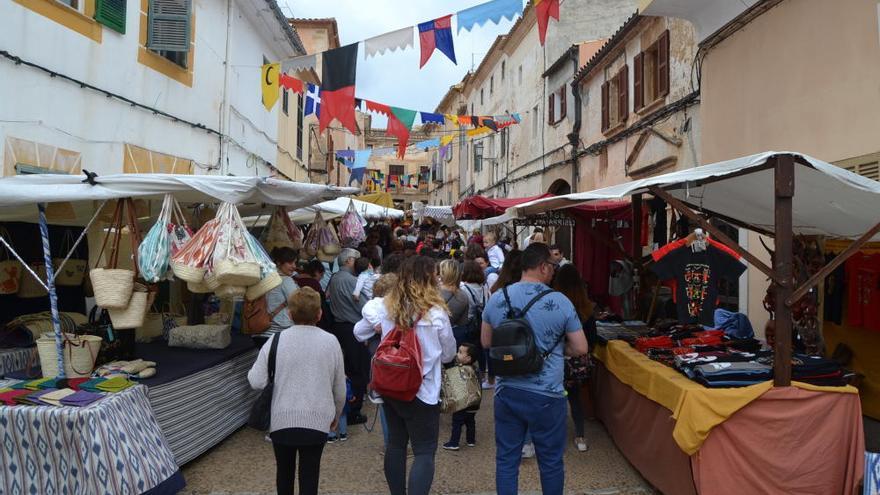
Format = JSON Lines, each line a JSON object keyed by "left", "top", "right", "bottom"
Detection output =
{"left": 304, "top": 83, "right": 321, "bottom": 116}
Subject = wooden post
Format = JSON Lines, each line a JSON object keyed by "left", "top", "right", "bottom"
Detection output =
{"left": 773, "top": 155, "right": 795, "bottom": 386}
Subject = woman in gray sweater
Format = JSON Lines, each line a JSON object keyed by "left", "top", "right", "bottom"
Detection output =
{"left": 248, "top": 287, "right": 346, "bottom": 495}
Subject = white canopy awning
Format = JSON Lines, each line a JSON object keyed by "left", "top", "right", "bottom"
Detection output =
{"left": 286, "top": 197, "right": 404, "bottom": 224}
{"left": 502, "top": 151, "right": 880, "bottom": 240}
{"left": 0, "top": 173, "right": 358, "bottom": 225}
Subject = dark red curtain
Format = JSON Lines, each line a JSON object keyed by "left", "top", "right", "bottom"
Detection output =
{"left": 570, "top": 203, "right": 635, "bottom": 307}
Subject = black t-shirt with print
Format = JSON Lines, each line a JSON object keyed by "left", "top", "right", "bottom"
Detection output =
{"left": 651, "top": 245, "right": 747, "bottom": 326}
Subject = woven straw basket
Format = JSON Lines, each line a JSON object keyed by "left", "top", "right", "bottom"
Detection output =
{"left": 215, "top": 285, "right": 246, "bottom": 300}
{"left": 214, "top": 260, "right": 261, "bottom": 286}
{"left": 245, "top": 272, "right": 283, "bottom": 301}
{"left": 18, "top": 263, "right": 49, "bottom": 298}
{"left": 0, "top": 259, "right": 22, "bottom": 295}
{"left": 108, "top": 286, "right": 149, "bottom": 329}
{"left": 187, "top": 281, "right": 212, "bottom": 294}
{"left": 90, "top": 268, "right": 134, "bottom": 309}
{"left": 171, "top": 261, "right": 207, "bottom": 283}
{"left": 53, "top": 258, "right": 87, "bottom": 287}
{"left": 38, "top": 333, "right": 102, "bottom": 378}
{"left": 204, "top": 273, "right": 222, "bottom": 291}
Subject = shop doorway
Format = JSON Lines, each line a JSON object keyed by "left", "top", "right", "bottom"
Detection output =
{"left": 548, "top": 179, "right": 572, "bottom": 256}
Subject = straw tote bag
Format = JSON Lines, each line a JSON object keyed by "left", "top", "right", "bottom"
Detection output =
{"left": 18, "top": 263, "right": 49, "bottom": 298}
{"left": 138, "top": 303, "right": 187, "bottom": 343}
{"left": 53, "top": 229, "right": 87, "bottom": 287}
{"left": 37, "top": 332, "right": 102, "bottom": 378}
{"left": 89, "top": 200, "right": 137, "bottom": 309}
{"left": 0, "top": 228, "right": 22, "bottom": 295}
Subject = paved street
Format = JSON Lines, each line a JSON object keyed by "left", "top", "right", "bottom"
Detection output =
{"left": 181, "top": 398, "right": 653, "bottom": 495}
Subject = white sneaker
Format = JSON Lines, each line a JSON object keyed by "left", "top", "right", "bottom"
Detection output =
{"left": 481, "top": 379, "right": 494, "bottom": 390}
{"left": 264, "top": 434, "right": 272, "bottom": 443}
{"left": 368, "top": 389, "right": 384, "bottom": 404}
{"left": 575, "top": 437, "right": 588, "bottom": 452}
{"left": 521, "top": 443, "right": 535, "bottom": 458}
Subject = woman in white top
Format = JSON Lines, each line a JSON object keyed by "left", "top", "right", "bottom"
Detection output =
{"left": 353, "top": 256, "right": 456, "bottom": 495}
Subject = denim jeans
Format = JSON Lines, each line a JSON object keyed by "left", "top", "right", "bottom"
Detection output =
{"left": 494, "top": 388, "right": 567, "bottom": 495}
{"left": 329, "top": 414, "right": 347, "bottom": 439}
{"left": 382, "top": 397, "right": 440, "bottom": 495}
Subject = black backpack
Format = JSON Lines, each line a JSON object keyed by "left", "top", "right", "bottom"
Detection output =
{"left": 463, "top": 285, "right": 485, "bottom": 341}
{"left": 489, "top": 287, "right": 561, "bottom": 376}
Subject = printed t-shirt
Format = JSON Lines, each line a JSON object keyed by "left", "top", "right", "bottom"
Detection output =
{"left": 482, "top": 281, "right": 582, "bottom": 398}
{"left": 846, "top": 253, "right": 880, "bottom": 331}
{"left": 651, "top": 245, "right": 746, "bottom": 326}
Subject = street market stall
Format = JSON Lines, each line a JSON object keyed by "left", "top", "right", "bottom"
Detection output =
{"left": 283, "top": 197, "right": 403, "bottom": 225}
{"left": 494, "top": 152, "right": 872, "bottom": 494}
{"left": 0, "top": 173, "right": 355, "bottom": 493}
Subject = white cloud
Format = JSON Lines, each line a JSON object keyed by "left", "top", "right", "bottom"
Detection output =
{"left": 279, "top": 0, "right": 517, "bottom": 126}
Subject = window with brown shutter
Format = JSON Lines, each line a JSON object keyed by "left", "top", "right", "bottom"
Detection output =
{"left": 559, "top": 87, "right": 567, "bottom": 121}
{"left": 618, "top": 65, "right": 628, "bottom": 123}
{"left": 633, "top": 52, "right": 644, "bottom": 111}
{"left": 657, "top": 29, "right": 670, "bottom": 98}
{"left": 549, "top": 87, "right": 567, "bottom": 125}
{"left": 601, "top": 81, "right": 610, "bottom": 131}
{"left": 549, "top": 92, "right": 556, "bottom": 124}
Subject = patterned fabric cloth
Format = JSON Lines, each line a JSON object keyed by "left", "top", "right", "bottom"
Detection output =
{"left": 0, "top": 348, "right": 33, "bottom": 377}
{"left": 0, "top": 385, "right": 181, "bottom": 494}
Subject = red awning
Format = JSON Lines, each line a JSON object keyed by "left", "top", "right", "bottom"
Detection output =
{"left": 453, "top": 194, "right": 552, "bottom": 219}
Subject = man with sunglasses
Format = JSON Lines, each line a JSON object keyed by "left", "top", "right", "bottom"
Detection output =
{"left": 480, "top": 243, "right": 588, "bottom": 495}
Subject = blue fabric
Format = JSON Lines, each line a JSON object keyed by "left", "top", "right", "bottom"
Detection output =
{"left": 304, "top": 83, "right": 321, "bottom": 116}
{"left": 352, "top": 149, "right": 371, "bottom": 169}
{"left": 372, "top": 147, "right": 395, "bottom": 157}
{"left": 482, "top": 282, "right": 581, "bottom": 398}
{"left": 456, "top": 0, "right": 522, "bottom": 33}
{"left": 420, "top": 113, "right": 445, "bottom": 125}
{"left": 414, "top": 138, "right": 440, "bottom": 150}
{"left": 494, "top": 388, "right": 566, "bottom": 495}
{"left": 713, "top": 309, "right": 755, "bottom": 339}
{"left": 348, "top": 167, "right": 366, "bottom": 186}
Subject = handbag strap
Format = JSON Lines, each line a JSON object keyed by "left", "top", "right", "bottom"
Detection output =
{"left": 267, "top": 332, "right": 281, "bottom": 383}
{"left": 95, "top": 200, "right": 125, "bottom": 269}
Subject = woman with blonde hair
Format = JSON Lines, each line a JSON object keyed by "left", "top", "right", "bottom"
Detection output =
{"left": 437, "top": 259, "right": 470, "bottom": 345}
{"left": 353, "top": 256, "right": 456, "bottom": 495}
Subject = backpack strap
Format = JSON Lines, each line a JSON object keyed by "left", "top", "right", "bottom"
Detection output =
{"left": 502, "top": 286, "right": 515, "bottom": 318}
{"left": 521, "top": 289, "right": 555, "bottom": 316}
{"left": 268, "top": 332, "right": 281, "bottom": 383}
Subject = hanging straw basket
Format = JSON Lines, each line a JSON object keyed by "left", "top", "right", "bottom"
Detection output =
{"left": 108, "top": 284, "right": 149, "bottom": 329}
{"left": 53, "top": 258, "right": 87, "bottom": 287}
{"left": 89, "top": 268, "right": 134, "bottom": 309}
{"left": 37, "top": 333, "right": 102, "bottom": 378}
{"left": 18, "top": 263, "right": 49, "bottom": 298}
{"left": 214, "top": 260, "right": 261, "bottom": 286}
{"left": 215, "top": 285, "right": 247, "bottom": 300}
{"left": 170, "top": 261, "right": 207, "bottom": 283}
{"left": 204, "top": 272, "right": 222, "bottom": 291}
{"left": 187, "top": 280, "right": 212, "bottom": 294}
{"left": 245, "top": 272, "right": 283, "bottom": 301}
{"left": 0, "top": 259, "right": 22, "bottom": 295}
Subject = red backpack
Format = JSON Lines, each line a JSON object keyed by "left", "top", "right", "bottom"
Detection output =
{"left": 371, "top": 315, "right": 423, "bottom": 402}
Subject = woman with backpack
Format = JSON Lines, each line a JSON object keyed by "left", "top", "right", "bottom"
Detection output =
{"left": 353, "top": 255, "right": 456, "bottom": 495}
{"left": 437, "top": 260, "right": 470, "bottom": 345}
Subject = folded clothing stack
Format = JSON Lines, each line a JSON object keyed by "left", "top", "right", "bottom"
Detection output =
{"left": 693, "top": 362, "right": 773, "bottom": 388}
{"left": 792, "top": 354, "right": 847, "bottom": 387}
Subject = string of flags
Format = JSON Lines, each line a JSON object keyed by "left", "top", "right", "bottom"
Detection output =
{"left": 261, "top": 0, "right": 557, "bottom": 145}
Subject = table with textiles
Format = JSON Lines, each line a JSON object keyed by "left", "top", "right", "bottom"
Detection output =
{"left": 0, "top": 382, "right": 185, "bottom": 495}
{"left": 591, "top": 339, "right": 865, "bottom": 495}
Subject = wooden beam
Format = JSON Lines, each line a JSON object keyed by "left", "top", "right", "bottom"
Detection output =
{"left": 787, "top": 219, "right": 880, "bottom": 306}
{"left": 773, "top": 154, "right": 795, "bottom": 387}
{"left": 648, "top": 186, "right": 783, "bottom": 285}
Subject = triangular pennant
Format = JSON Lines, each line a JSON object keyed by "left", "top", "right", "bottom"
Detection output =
{"left": 440, "top": 135, "right": 454, "bottom": 147}
{"left": 304, "top": 84, "right": 321, "bottom": 116}
{"left": 353, "top": 149, "right": 372, "bottom": 169}
{"left": 414, "top": 138, "right": 440, "bottom": 150}
{"left": 281, "top": 54, "right": 317, "bottom": 74}
{"left": 439, "top": 143, "right": 452, "bottom": 161}
{"left": 365, "top": 26, "right": 415, "bottom": 59}
{"left": 456, "top": 0, "right": 523, "bottom": 33}
{"left": 386, "top": 114, "right": 411, "bottom": 159}
{"left": 319, "top": 43, "right": 359, "bottom": 134}
{"left": 481, "top": 117, "right": 498, "bottom": 132}
{"left": 349, "top": 166, "right": 366, "bottom": 186}
{"left": 535, "top": 0, "right": 561, "bottom": 46}
{"left": 261, "top": 63, "right": 280, "bottom": 110}
{"left": 390, "top": 107, "right": 418, "bottom": 130}
{"left": 279, "top": 73, "right": 304, "bottom": 94}
{"left": 365, "top": 100, "right": 393, "bottom": 116}
{"left": 418, "top": 15, "right": 457, "bottom": 68}
{"left": 470, "top": 116, "right": 481, "bottom": 127}
{"left": 467, "top": 126, "right": 492, "bottom": 137}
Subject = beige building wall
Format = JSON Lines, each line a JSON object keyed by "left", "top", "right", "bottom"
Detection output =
{"left": 697, "top": 0, "right": 880, "bottom": 335}
{"left": 363, "top": 129, "right": 433, "bottom": 207}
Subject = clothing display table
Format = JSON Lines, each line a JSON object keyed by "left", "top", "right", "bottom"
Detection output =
{"left": 592, "top": 341, "right": 865, "bottom": 495}
{"left": 0, "top": 384, "right": 184, "bottom": 495}
{"left": 0, "top": 347, "right": 32, "bottom": 377}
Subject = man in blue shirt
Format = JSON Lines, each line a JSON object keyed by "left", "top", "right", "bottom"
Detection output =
{"left": 481, "top": 243, "right": 588, "bottom": 495}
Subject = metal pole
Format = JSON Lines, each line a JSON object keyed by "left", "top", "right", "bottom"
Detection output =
{"left": 773, "top": 155, "right": 795, "bottom": 386}
{"left": 38, "top": 203, "right": 65, "bottom": 378}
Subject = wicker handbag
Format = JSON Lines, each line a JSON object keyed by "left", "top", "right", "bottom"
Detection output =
{"left": 0, "top": 227, "right": 22, "bottom": 295}
{"left": 108, "top": 283, "right": 149, "bottom": 329}
{"left": 37, "top": 332, "right": 102, "bottom": 378}
{"left": 90, "top": 200, "right": 137, "bottom": 309}
{"left": 18, "top": 263, "right": 48, "bottom": 298}
{"left": 53, "top": 229, "right": 87, "bottom": 287}
{"left": 138, "top": 303, "right": 187, "bottom": 343}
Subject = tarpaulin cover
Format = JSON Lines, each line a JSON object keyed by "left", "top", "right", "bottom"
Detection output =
{"left": 453, "top": 194, "right": 552, "bottom": 219}
{"left": 246, "top": 197, "right": 403, "bottom": 226}
{"left": 502, "top": 151, "right": 880, "bottom": 240}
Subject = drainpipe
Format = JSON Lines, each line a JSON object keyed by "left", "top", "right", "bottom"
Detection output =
{"left": 567, "top": 48, "right": 582, "bottom": 192}
{"left": 218, "top": 0, "right": 233, "bottom": 174}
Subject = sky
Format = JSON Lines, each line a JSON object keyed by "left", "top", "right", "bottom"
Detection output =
{"left": 278, "top": 0, "right": 518, "bottom": 127}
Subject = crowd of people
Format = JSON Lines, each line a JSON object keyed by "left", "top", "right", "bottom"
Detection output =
{"left": 248, "top": 218, "right": 595, "bottom": 495}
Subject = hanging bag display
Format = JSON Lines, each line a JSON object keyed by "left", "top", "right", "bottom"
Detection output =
{"left": 17, "top": 263, "right": 49, "bottom": 298}
{"left": 244, "top": 227, "right": 282, "bottom": 301}
{"left": 138, "top": 194, "right": 176, "bottom": 283}
{"left": 0, "top": 227, "right": 22, "bottom": 295}
{"left": 78, "top": 305, "right": 136, "bottom": 365}
{"left": 53, "top": 229, "right": 87, "bottom": 287}
{"left": 171, "top": 217, "right": 221, "bottom": 283}
{"left": 89, "top": 200, "right": 136, "bottom": 309}
{"left": 37, "top": 332, "right": 102, "bottom": 378}
{"left": 339, "top": 200, "right": 367, "bottom": 248}
{"left": 211, "top": 203, "right": 261, "bottom": 287}
{"left": 138, "top": 303, "right": 187, "bottom": 343}
{"left": 169, "top": 199, "right": 194, "bottom": 257}
{"left": 261, "top": 206, "right": 303, "bottom": 252}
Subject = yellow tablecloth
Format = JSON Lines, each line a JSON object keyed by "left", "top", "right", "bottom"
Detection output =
{"left": 593, "top": 340, "right": 858, "bottom": 455}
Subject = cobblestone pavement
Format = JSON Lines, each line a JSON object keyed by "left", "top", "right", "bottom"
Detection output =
{"left": 181, "top": 398, "right": 653, "bottom": 495}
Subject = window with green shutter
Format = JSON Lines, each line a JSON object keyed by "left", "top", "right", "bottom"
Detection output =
{"left": 147, "top": 0, "right": 192, "bottom": 53}
{"left": 94, "top": 0, "right": 126, "bottom": 34}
